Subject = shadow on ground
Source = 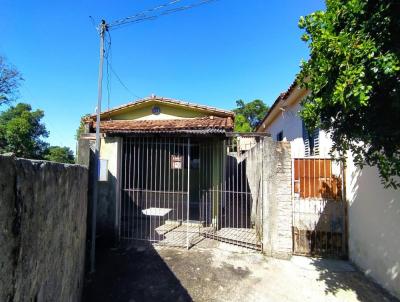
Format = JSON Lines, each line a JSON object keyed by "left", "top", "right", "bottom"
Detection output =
{"left": 82, "top": 242, "right": 193, "bottom": 302}
{"left": 310, "top": 258, "right": 399, "bottom": 302}
{"left": 83, "top": 240, "right": 399, "bottom": 302}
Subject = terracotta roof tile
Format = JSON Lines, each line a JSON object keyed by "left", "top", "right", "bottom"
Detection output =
{"left": 93, "top": 116, "right": 234, "bottom": 134}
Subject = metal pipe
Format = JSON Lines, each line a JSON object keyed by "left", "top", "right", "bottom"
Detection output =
{"left": 186, "top": 137, "right": 191, "bottom": 249}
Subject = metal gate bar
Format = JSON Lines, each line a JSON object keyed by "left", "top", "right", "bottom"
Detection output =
{"left": 119, "top": 135, "right": 264, "bottom": 250}
{"left": 199, "top": 136, "right": 262, "bottom": 250}
{"left": 120, "top": 137, "right": 193, "bottom": 248}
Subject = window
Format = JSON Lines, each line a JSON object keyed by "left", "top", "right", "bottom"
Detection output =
{"left": 302, "top": 121, "right": 319, "bottom": 156}
{"left": 276, "top": 131, "right": 283, "bottom": 142}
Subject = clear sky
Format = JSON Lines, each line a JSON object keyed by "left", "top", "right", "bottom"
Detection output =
{"left": 1, "top": 0, "right": 325, "bottom": 152}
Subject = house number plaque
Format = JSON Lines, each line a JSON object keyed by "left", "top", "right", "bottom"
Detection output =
{"left": 171, "top": 155, "right": 182, "bottom": 169}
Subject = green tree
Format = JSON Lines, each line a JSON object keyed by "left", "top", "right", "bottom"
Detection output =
{"left": 233, "top": 99, "right": 269, "bottom": 132}
{"left": 298, "top": 0, "right": 400, "bottom": 188}
{"left": 0, "top": 55, "right": 22, "bottom": 106}
{"left": 44, "top": 146, "right": 75, "bottom": 164}
{"left": 234, "top": 114, "right": 252, "bottom": 132}
{"left": 75, "top": 113, "right": 90, "bottom": 140}
{"left": 0, "top": 103, "right": 49, "bottom": 158}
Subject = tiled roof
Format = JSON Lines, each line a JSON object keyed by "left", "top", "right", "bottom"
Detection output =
{"left": 255, "top": 79, "right": 304, "bottom": 132}
{"left": 93, "top": 116, "right": 234, "bottom": 134}
{"left": 88, "top": 95, "right": 234, "bottom": 120}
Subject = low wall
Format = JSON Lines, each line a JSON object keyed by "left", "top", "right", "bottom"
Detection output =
{"left": 0, "top": 155, "right": 88, "bottom": 302}
{"left": 347, "top": 158, "right": 400, "bottom": 299}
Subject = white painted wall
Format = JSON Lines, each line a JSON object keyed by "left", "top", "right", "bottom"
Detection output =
{"left": 346, "top": 154, "right": 400, "bottom": 299}
{"left": 265, "top": 102, "right": 331, "bottom": 158}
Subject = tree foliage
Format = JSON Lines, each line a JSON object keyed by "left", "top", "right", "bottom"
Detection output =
{"left": 298, "top": 0, "right": 400, "bottom": 188}
{"left": 234, "top": 114, "right": 252, "bottom": 132}
{"left": 75, "top": 114, "right": 90, "bottom": 140}
{"left": 44, "top": 146, "right": 75, "bottom": 164}
{"left": 0, "top": 103, "right": 49, "bottom": 158}
{"left": 233, "top": 99, "right": 269, "bottom": 132}
{"left": 0, "top": 55, "right": 22, "bottom": 106}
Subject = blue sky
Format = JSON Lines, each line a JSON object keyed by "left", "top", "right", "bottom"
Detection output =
{"left": 1, "top": 0, "right": 325, "bottom": 152}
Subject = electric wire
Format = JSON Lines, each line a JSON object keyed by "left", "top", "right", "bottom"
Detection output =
{"left": 109, "top": 0, "right": 184, "bottom": 28}
{"left": 94, "top": 0, "right": 219, "bottom": 107}
{"left": 105, "top": 30, "right": 112, "bottom": 110}
{"left": 103, "top": 30, "right": 142, "bottom": 104}
{"left": 109, "top": 64, "right": 142, "bottom": 100}
{"left": 108, "top": 0, "right": 219, "bottom": 30}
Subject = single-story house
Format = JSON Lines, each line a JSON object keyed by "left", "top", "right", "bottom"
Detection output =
{"left": 255, "top": 81, "right": 400, "bottom": 299}
{"left": 79, "top": 95, "right": 267, "bottom": 250}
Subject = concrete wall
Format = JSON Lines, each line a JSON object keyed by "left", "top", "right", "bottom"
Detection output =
{"left": 346, "top": 155, "right": 400, "bottom": 299}
{"left": 262, "top": 138, "right": 293, "bottom": 259}
{"left": 0, "top": 155, "right": 88, "bottom": 302}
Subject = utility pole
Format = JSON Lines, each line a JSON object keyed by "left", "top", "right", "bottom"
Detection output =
{"left": 90, "top": 19, "right": 107, "bottom": 273}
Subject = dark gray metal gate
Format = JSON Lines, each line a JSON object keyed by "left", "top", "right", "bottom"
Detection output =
{"left": 119, "top": 137, "right": 192, "bottom": 248}
{"left": 118, "top": 135, "right": 264, "bottom": 250}
{"left": 199, "top": 135, "right": 263, "bottom": 250}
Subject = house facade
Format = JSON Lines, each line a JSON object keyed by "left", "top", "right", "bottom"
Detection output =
{"left": 256, "top": 81, "right": 400, "bottom": 299}
{"left": 256, "top": 82, "right": 333, "bottom": 158}
{"left": 78, "top": 95, "right": 294, "bottom": 257}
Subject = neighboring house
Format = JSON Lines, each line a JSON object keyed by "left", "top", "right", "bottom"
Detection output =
{"left": 256, "top": 81, "right": 332, "bottom": 158}
{"left": 256, "top": 81, "right": 400, "bottom": 299}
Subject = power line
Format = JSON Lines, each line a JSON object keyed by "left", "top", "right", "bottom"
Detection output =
{"left": 109, "top": 63, "right": 142, "bottom": 100}
{"left": 108, "top": 0, "right": 219, "bottom": 30}
{"left": 103, "top": 30, "right": 141, "bottom": 105}
{"left": 109, "top": 0, "right": 184, "bottom": 28}
{"left": 105, "top": 30, "right": 112, "bottom": 110}
{"left": 96, "top": 0, "right": 219, "bottom": 107}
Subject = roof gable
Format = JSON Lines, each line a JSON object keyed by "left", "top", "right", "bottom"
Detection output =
{"left": 256, "top": 81, "right": 308, "bottom": 132}
{"left": 90, "top": 96, "right": 234, "bottom": 121}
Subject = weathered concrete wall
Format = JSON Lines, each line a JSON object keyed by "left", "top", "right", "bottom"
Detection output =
{"left": 0, "top": 155, "right": 88, "bottom": 302}
{"left": 0, "top": 155, "right": 17, "bottom": 302}
{"left": 262, "top": 138, "right": 293, "bottom": 259}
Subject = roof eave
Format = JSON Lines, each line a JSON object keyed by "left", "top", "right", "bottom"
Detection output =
{"left": 255, "top": 82, "right": 308, "bottom": 132}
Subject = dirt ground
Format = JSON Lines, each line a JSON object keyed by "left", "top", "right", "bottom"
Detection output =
{"left": 83, "top": 239, "right": 398, "bottom": 302}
